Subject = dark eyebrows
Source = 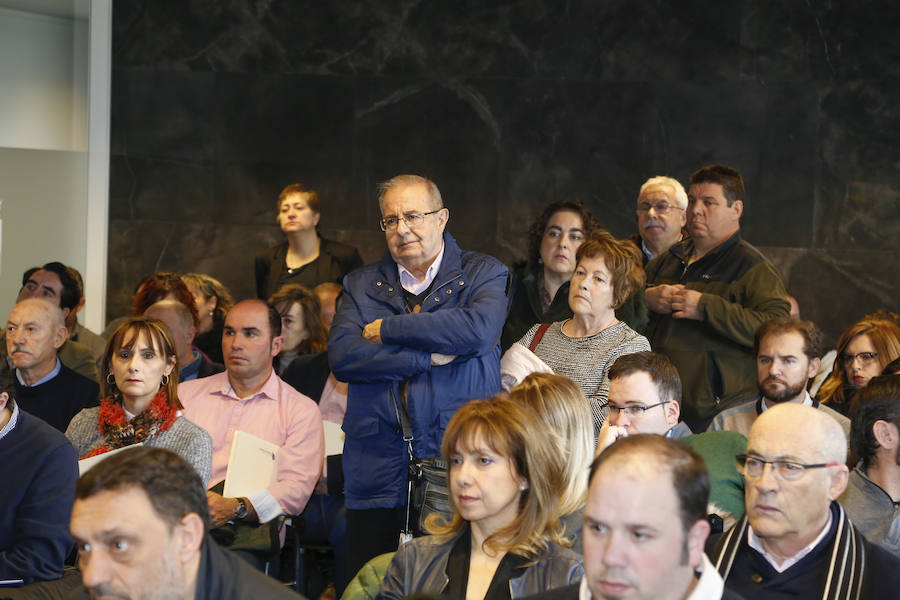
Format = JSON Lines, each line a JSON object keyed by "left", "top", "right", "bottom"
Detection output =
{"left": 26, "top": 278, "right": 59, "bottom": 296}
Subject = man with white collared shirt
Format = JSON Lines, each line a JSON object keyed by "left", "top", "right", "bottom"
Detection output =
{"left": 179, "top": 299, "right": 324, "bottom": 567}
{"left": 708, "top": 403, "right": 900, "bottom": 599}
{"left": 6, "top": 298, "right": 98, "bottom": 432}
{"left": 526, "top": 434, "right": 743, "bottom": 600}
{"left": 329, "top": 174, "right": 509, "bottom": 579}
{"left": 708, "top": 318, "right": 850, "bottom": 437}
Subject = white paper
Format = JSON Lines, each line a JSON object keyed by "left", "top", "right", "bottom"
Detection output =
{"left": 78, "top": 444, "right": 143, "bottom": 476}
{"left": 223, "top": 430, "right": 280, "bottom": 498}
{"left": 323, "top": 420, "right": 344, "bottom": 457}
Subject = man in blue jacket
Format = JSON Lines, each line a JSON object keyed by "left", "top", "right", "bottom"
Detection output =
{"left": 329, "top": 174, "right": 509, "bottom": 579}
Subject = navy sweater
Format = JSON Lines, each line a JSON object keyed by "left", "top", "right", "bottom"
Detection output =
{"left": 0, "top": 406, "right": 78, "bottom": 583}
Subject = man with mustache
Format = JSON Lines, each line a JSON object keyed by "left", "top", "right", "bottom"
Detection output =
{"left": 179, "top": 300, "right": 324, "bottom": 568}
{"left": 643, "top": 164, "right": 791, "bottom": 431}
{"left": 632, "top": 176, "right": 688, "bottom": 265}
{"left": 5, "top": 298, "right": 98, "bottom": 432}
{"left": 708, "top": 318, "right": 850, "bottom": 437}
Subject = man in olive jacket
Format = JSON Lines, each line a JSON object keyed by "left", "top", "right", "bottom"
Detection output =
{"left": 643, "top": 165, "right": 790, "bottom": 430}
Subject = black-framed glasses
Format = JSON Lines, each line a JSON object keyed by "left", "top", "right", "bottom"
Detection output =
{"left": 736, "top": 454, "right": 839, "bottom": 481}
{"left": 838, "top": 351, "right": 879, "bottom": 367}
{"left": 636, "top": 202, "right": 683, "bottom": 216}
{"left": 379, "top": 209, "right": 442, "bottom": 232}
{"left": 607, "top": 400, "right": 668, "bottom": 418}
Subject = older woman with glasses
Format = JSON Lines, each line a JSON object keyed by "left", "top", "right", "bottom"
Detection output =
{"left": 507, "top": 231, "right": 650, "bottom": 434}
{"left": 255, "top": 183, "right": 363, "bottom": 300}
{"left": 817, "top": 315, "right": 900, "bottom": 416}
{"left": 501, "top": 201, "right": 646, "bottom": 351}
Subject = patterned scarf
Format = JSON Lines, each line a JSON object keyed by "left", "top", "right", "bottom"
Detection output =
{"left": 81, "top": 389, "right": 177, "bottom": 459}
{"left": 710, "top": 503, "right": 866, "bottom": 600}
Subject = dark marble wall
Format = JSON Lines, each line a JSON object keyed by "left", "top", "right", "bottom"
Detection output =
{"left": 108, "top": 0, "right": 899, "bottom": 344}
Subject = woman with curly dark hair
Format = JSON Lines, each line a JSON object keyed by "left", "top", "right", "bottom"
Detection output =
{"left": 501, "top": 201, "right": 646, "bottom": 350}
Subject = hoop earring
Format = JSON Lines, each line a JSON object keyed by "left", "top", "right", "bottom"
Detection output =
{"left": 106, "top": 373, "right": 116, "bottom": 385}
{"left": 161, "top": 374, "right": 169, "bottom": 386}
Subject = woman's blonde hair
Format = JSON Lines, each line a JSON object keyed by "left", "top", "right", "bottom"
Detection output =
{"left": 427, "top": 397, "right": 567, "bottom": 558}
{"left": 819, "top": 317, "right": 900, "bottom": 408}
{"left": 508, "top": 373, "right": 593, "bottom": 517}
{"left": 102, "top": 317, "right": 180, "bottom": 409}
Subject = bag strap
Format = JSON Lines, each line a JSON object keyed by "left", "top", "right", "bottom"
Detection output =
{"left": 528, "top": 323, "right": 552, "bottom": 352}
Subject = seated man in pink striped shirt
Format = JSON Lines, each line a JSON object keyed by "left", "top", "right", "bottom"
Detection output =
{"left": 179, "top": 299, "right": 324, "bottom": 564}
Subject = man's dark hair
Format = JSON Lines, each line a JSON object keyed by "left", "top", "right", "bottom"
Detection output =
{"left": 589, "top": 434, "right": 709, "bottom": 535}
{"left": 753, "top": 317, "right": 824, "bottom": 361}
{"left": 21, "top": 262, "right": 82, "bottom": 311}
{"left": 75, "top": 446, "right": 209, "bottom": 532}
{"left": 849, "top": 375, "right": 900, "bottom": 470}
{"left": 689, "top": 164, "right": 745, "bottom": 207}
{"left": 608, "top": 351, "right": 682, "bottom": 407}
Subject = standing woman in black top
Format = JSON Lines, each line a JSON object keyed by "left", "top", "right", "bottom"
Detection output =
{"left": 255, "top": 183, "right": 363, "bottom": 300}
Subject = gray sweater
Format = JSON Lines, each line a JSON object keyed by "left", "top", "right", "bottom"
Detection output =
{"left": 65, "top": 407, "right": 213, "bottom": 487}
{"left": 519, "top": 320, "right": 650, "bottom": 433}
{"left": 839, "top": 465, "right": 900, "bottom": 558}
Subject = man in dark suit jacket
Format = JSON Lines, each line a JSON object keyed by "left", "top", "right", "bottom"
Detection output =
{"left": 527, "top": 435, "right": 743, "bottom": 600}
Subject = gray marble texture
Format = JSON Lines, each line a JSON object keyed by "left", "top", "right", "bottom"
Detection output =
{"left": 107, "top": 0, "right": 899, "bottom": 346}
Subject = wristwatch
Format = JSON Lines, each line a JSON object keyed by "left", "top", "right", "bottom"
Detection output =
{"left": 234, "top": 497, "right": 249, "bottom": 520}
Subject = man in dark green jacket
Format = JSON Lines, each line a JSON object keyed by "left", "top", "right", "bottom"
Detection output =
{"left": 643, "top": 165, "right": 790, "bottom": 430}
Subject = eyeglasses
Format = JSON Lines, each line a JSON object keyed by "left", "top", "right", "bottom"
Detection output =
{"left": 379, "top": 209, "right": 442, "bottom": 232}
{"left": 607, "top": 400, "right": 668, "bottom": 418}
{"left": 838, "top": 351, "right": 879, "bottom": 367}
{"left": 735, "top": 454, "right": 839, "bottom": 481}
{"left": 636, "top": 202, "right": 683, "bottom": 216}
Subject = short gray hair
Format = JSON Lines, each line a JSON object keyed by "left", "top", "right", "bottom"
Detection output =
{"left": 638, "top": 176, "right": 688, "bottom": 210}
{"left": 377, "top": 174, "right": 443, "bottom": 214}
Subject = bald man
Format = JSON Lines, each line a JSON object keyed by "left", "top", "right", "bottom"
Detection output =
{"left": 6, "top": 298, "right": 98, "bottom": 432}
{"left": 145, "top": 300, "right": 223, "bottom": 382}
{"left": 708, "top": 403, "right": 900, "bottom": 599}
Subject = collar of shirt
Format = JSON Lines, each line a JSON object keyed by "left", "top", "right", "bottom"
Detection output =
{"left": 397, "top": 242, "right": 445, "bottom": 295}
{"left": 747, "top": 510, "right": 833, "bottom": 572}
{"left": 761, "top": 391, "right": 813, "bottom": 412}
{"left": 579, "top": 575, "right": 591, "bottom": 600}
{"left": 180, "top": 350, "right": 204, "bottom": 381}
{"left": 0, "top": 402, "right": 20, "bottom": 443}
{"left": 687, "top": 553, "right": 725, "bottom": 599}
{"left": 218, "top": 368, "right": 281, "bottom": 402}
{"left": 15, "top": 357, "right": 62, "bottom": 387}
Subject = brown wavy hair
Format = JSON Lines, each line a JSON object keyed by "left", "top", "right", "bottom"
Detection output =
{"left": 819, "top": 317, "right": 900, "bottom": 409}
{"left": 131, "top": 272, "right": 198, "bottom": 328}
{"left": 102, "top": 317, "right": 181, "bottom": 409}
{"left": 267, "top": 284, "right": 328, "bottom": 354}
{"left": 426, "top": 397, "right": 567, "bottom": 558}
{"left": 574, "top": 230, "right": 645, "bottom": 309}
{"left": 181, "top": 273, "right": 235, "bottom": 325}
